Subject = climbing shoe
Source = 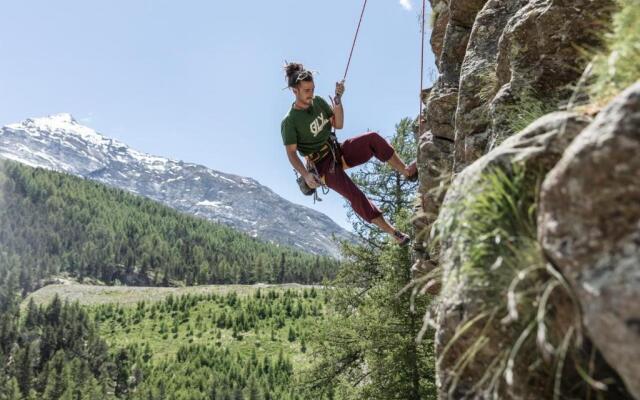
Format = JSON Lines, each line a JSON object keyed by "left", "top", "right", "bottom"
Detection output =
{"left": 393, "top": 230, "right": 411, "bottom": 247}
{"left": 406, "top": 160, "right": 418, "bottom": 182}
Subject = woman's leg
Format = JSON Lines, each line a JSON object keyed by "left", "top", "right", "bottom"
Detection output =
{"left": 386, "top": 153, "right": 417, "bottom": 178}
{"left": 340, "top": 131, "right": 394, "bottom": 168}
{"left": 320, "top": 161, "right": 409, "bottom": 245}
{"left": 322, "top": 163, "right": 382, "bottom": 223}
{"left": 341, "top": 131, "right": 417, "bottom": 177}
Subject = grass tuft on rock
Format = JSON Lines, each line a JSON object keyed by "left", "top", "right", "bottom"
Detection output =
{"left": 504, "top": 90, "right": 558, "bottom": 136}
{"left": 589, "top": 0, "right": 640, "bottom": 104}
{"left": 429, "top": 165, "right": 622, "bottom": 398}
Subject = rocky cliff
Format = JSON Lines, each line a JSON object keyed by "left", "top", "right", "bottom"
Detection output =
{"left": 411, "top": 0, "right": 639, "bottom": 398}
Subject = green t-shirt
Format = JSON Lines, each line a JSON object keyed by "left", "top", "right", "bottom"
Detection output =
{"left": 281, "top": 96, "right": 335, "bottom": 156}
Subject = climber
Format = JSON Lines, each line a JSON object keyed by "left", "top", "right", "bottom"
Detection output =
{"left": 281, "top": 62, "right": 418, "bottom": 246}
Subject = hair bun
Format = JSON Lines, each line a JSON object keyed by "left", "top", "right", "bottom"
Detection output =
{"left": 285, "top": 62, "right": 304, "bottom": 79}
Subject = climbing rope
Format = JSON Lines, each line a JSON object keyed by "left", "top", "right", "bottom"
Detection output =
{"left": 301, "top": 0, "right": 368, "bottom": 203}
{"left": 343, "top": 0, "right": 427, "bottom": 135}
{"left": 343, "top": 0, "right": 369, "bottom": 82}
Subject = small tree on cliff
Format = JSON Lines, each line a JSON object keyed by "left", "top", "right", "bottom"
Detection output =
{"left": 303, "top": 118, "right": 436, "bottom": 399}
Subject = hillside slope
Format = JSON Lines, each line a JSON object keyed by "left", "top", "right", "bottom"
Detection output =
{"left": 0, "top": 159, "right": 339, "bottom": 294}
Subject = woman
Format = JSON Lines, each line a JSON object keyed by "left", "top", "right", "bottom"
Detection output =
{"left": 281, "top": 63, "right": 417, "bottom": 246}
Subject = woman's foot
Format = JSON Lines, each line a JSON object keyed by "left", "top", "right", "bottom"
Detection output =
{"left": 387, "top": 153, "right": 418, "bottom": 182}
{"left": 371, "top": 216, "right": 411, "bottom": 247}
{"left": 393, "top": 230, "right": 411, "bottom": 247}
{"left": 404, "top": 161, "right": 418, "bottom": 182}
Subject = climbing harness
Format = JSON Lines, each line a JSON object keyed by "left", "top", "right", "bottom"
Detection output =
{"left": 295, "top": 131, "right": 342, "bottom": 203}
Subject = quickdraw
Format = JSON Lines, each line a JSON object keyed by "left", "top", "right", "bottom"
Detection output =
{"left": 296, "top": 131, "right": 341, "bottom": 203}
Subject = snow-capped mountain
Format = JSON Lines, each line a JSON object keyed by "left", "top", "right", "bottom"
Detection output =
{"left": 0, "top": 113, "right": 352, "bottom": 257}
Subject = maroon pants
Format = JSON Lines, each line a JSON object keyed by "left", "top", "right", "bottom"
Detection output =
{"left": 315, "top": 132, "right": 394, "bottom": 223}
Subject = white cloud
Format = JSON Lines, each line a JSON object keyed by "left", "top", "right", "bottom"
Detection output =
{"left": 399, "top": 0, "right": 413, "bottom": 11}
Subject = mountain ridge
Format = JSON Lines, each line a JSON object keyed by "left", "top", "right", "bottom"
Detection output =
{"left": 0, "top": 113, "right": 352, "bottom": 257}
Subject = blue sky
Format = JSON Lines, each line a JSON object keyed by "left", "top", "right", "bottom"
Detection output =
{"left": 0, "top": 0, "right": 435, "bottom": 231}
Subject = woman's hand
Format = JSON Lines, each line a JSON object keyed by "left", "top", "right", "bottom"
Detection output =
{"left": 335, "top": 80, "right": 345, "bottom": 102}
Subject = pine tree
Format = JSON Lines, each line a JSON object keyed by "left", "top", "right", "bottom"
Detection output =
{"left": 42, "top": 351, "right": 67, "bottom": 400}
{"left": 305, "top": 118, "right": 436, "bottom": 399}
{"left": 300, "top": 336, "right": 307, "bottom": 353}
{"left": 248, "top": 378, "right": 261, "bottom": 400}
{"left": 113, "top": 349, "right": 130, "bottom": 397}
{"left": 209, "top": 384, "right": 218, "bottom": 400}
{"left": 277, "top": 254, "right": 286, "bottom": 284}
{"left": 233, "top": 385, "right": 244, "bottom": 400}
{"left": 5, "top": 377, "right": 23, "bottom": 400}
{"left": 15, "top": 345, "right": 33, "bottom": 396}
{"left": 24, "top": 298, "right": 39, "bottom": 329}
{"left": 45, "top": 294, "right": 62, "bottom": 326}
{"left": 287, "top": 326, "right": 296, "bottom": 342}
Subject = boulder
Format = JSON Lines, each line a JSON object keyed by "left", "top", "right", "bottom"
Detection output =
{"left": 436, "top": 112, "right": 591, "bottom": 398}
{"left": 539, "top": 82, "right": 640, "bottom": 399}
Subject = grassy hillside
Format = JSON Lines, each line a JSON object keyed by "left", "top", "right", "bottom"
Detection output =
{"left": 88, "top": 288, "right": 326, "bottom": 399}
{"left": 4, "top": 282, "right": 328, "bottom": 399}
{"left": 21, "top": 280, "right": 320, "bottom": 309}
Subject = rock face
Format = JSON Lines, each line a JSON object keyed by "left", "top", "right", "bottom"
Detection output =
{"left": 455, "top": 0, "right": 613, "bottom": 171}
{"left": 435, "top": 112, "right": 591, "bottom": 398}
{"left": 414, "top": 0, "right": 612, "bottom": 253}
{"left": 0, "top": 114, "right": 353, "bottom": 257}
{"left": 413, "top": 0, "right": 488, "bottom": 260}
{"left": 538, "top": 83, "right": 640, "bottom": 399}
{"left": 413, "top": 0, "right": 639, "bottom": 398}
{"left": 453, "top": 0, "right": 528, "bottom": 167}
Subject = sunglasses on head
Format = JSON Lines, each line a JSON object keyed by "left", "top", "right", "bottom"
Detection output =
{"left": 294, "top": 70, "right": 313, "bottom": 83}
